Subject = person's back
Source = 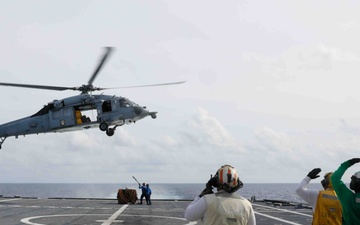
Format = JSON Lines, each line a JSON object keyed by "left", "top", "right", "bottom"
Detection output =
{"left": 185, "top": 164, "right": 256, "bottom": 225}
{"left": 146, "top": 184, "right": 152, "bottom": 205}
{"left": 147, "top": 186, "right": 151, "bottom": 196}
{"left": 138, "top": 183, "right": 147, "bottom": 204}
{"left": 139, "top": 184, "right": 147, "bottom": 195}
{"left": 334, "top": 187, "right": 360, "bottom": 224}
{"left": 201, "top": 191, "right": 253, "bottom": 225}
{"left": 312, "top": 189, "right": 342, "bottom": 225}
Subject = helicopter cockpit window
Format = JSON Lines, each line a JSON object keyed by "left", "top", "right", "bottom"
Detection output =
{"left": 130, "top": 100, "right": 138, "bottom": 106}
{"left": 120, "top": 99, "right": 131, "bottom": 108}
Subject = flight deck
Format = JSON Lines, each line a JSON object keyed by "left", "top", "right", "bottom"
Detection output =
{"left": 0, "top": 197, "right": 313, "bottom": 225}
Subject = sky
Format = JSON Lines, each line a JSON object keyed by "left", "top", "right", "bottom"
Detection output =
{"left": 1, "top": 0, "right": 360, "bottom": 184}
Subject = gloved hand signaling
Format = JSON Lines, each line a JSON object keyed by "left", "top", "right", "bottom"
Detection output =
{"left": 207, "top": 176, "right": 218, "bottom": 188}
{"left": 199, "top": 175, "right": 218, "bottom": 197}
{"left": 307, "top": 168, "right": 321, "bottom": 179}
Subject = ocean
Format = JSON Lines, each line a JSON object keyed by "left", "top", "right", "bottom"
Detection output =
{"left": 0, "top": 183, "right": 323, "bottom": 203}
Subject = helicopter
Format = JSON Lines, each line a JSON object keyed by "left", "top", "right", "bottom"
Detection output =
{"left": 0, "top": 47, "right": 185, "bottom": 149}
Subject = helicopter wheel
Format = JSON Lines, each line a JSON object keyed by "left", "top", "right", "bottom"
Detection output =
{"left": 106, "top": 128, "right": 115, "bottom": 136}
{"left": 99, "top": 122, "right": 108, "bottom": 131}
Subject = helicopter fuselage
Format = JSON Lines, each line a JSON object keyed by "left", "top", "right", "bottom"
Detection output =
{"left": 0, "top": 47, "right": 184, "bottom": 149}
{"left": 0, "top": 94, "right": 157, "bottom": 148}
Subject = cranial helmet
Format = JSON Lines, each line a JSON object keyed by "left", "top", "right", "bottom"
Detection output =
{"left": 214, "top": 164, "right": 243, "bottom": 193}
{"left": 350, "top": 171, "right": 360, "bottom": 193}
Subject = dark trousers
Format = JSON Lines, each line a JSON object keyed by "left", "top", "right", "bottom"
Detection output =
{"left": 140, "top": 194, "right": 146, "bottom": 204}
{"left": 145, "top": 194, "right": 151, "bottom": 205}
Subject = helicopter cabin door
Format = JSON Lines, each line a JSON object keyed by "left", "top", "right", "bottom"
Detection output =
{"left": 49, "top": 107, "right": 76, "bottom": 129}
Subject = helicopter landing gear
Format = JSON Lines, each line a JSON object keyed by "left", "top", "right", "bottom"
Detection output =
{"left": 99, "top": 122, "right": 120, "bottom": 137}
{"left": 99, "top": 122, "right": 108, "bottom": 131}
{"left": 0, "top": 137, "right": 6, "bottom": 150}
{"left": 106, "top": 128, "right": 115, "bottom": 136}
{"left": 106, "top": 125, "right": 119, "bottom": 136}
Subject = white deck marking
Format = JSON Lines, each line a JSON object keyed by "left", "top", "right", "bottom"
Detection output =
{"left": 252, "top": 203, "right": 312, "bottom": 217}
{"left": 101, "top": 204, "right": 128, "bottom": 225}
{"left": 120, "top": 214, "right": 197, "bottom": 224}
{"left": 255, "top": 211, "right": 304, "bottom": 225}
{"left": 21, "top": 213, "right": 195, "bottom": 225}
{"left": 21, "top": 214, "right": 107, "bottom": 225}
{"left": 0, "top": 198, "right": 21, "bottom": 202}
{"left": 252, "top": 202, "right": 311, "bottom": 225}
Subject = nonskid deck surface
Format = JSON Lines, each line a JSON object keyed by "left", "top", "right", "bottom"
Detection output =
{"left": 0, "top": 197, "right": 313, "bottom": 225}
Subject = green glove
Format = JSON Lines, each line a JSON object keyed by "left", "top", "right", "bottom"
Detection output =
{"left": 307, "top": 168, "right": 321, "bottom": 179}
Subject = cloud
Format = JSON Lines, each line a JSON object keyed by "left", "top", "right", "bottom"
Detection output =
{"left": 239, "top": 122, "right": 360, "bottom": 182}
{"left": 338, "top": 119, "right": 360, "bottom": 135}
{"left": 186, "top": 107, "right": 238, "bottom": 148}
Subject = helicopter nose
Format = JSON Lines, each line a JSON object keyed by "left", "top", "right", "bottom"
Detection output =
{"left": 134, "top": 106, "right": 143, "bottom": 115}
{"left": 133, "top": 106, "right": 154, "bottom": 120}
{"left": 134, "top": 106, "right": 149, "bottom": 116}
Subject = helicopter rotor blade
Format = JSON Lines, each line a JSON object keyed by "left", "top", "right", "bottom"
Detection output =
{"left": 0, "top": 82, "right": 74, "bottom": 91}
{"left": 0, "top": 47, "right": 184, "bottom": 93}
{"left": 0, "top": 80, "right": 185, "bottom": 92}
{"left": 87, "top": 47, "right": 114, "bottom": 86}
{"left": 102, "top": 81, "right": 186, "bottom": 89}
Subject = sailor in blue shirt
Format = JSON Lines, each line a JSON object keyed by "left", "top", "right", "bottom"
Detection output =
{"left": 146, "top": 184, "right": 152, "bottom": 205}
{"left": 139, "top": 182, "right": 147, "bottom": 204}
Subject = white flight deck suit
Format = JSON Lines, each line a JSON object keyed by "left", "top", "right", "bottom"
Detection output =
{"left": 185, "top": 190, "right": 256, "bottom": 225}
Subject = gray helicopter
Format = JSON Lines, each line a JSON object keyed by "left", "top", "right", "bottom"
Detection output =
{"left": 0, "top": 47, "right": 184, "bottom": 149}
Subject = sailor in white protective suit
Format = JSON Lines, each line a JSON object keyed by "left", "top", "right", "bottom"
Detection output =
{"left": 185, "top": 164, "right": 256, "bottom": 225}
